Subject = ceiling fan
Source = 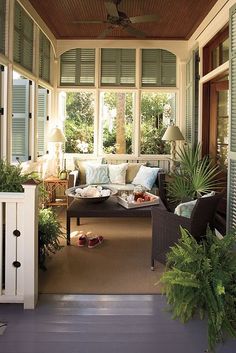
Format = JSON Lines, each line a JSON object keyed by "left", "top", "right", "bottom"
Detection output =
{"left": 73, "top": 0, "right": 159, "bottom": 38}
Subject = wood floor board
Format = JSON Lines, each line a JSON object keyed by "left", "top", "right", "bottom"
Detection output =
{"left": 0, "top": 294, "right": 235, "bottom": 353}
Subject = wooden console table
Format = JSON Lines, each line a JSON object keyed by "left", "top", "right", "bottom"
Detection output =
{"left": 44, "top": 177, "right": 68, "bottom": 207}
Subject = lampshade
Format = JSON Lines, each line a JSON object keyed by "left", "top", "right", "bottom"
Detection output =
{"left": 48, "top": 127, "right": 66, "bottom": 143}
{"left": 162, "top": 125, "right": 184, "bottom": 141}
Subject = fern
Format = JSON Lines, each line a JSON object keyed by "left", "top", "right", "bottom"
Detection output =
{"left": 0, "top": 159, "right": 34, "bottom": 192}
{"left": 161, "top": 227, "right": 236, "bottom": 352}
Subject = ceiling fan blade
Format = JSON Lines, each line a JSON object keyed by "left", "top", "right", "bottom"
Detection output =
{"left": 72, "top": 20, "right": 106, "bottom": 24}
{"left": 124, "top": 24, "right": 146, "bottom": 38}
{"left": 98, "top": 26, "right": 114, "bottom": 39}
{"left": 129, "top": 15, "right": 159, "bottom": 24}
{"left": 105, "top": 1, "right": 119, "bottom": 17}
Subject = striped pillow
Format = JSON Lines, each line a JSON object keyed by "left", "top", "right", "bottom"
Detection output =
{"left": 85, "top": 164, "right": 110, "bottom": 184}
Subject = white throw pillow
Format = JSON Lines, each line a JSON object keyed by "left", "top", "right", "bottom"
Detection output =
{"left": 132, "top": 165, "right": 161, "bottom": 190}
{"left": 108, "top": 163, "right": 128, "bottom": 185}
{"left": 85, "top": 164, "right": 110, "bottom": 184}
{"left": 174, "top": 191, "right": 216, "bottom": 218}
{"left": 174, "top": 200, "right": 197, "bottom": 218}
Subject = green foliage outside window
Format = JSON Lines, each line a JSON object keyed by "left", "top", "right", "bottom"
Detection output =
{"left": 65, "top": 91, "right": 174, "bottom": 155}
{"left": 65, "top": 92, "right": 94, "bottom": 153}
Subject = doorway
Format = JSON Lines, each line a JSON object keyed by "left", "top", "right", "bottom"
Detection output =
{"left": 202, "top": 75, "right": 229, "bottom": 233}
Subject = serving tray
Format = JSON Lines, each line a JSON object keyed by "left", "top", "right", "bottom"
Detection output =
{"left": 117, "top": 192, "right": 159, "bottom": 209}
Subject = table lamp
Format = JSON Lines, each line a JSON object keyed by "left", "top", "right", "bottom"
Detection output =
{"left": 48, "top": 127, "right": 66, "bottom": 177}
{"left": 162, "top": 125, "right": 184, "bottom": 171}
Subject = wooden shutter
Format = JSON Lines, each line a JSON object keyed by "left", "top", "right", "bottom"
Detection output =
{"left": 101, "top": 48, "right": 135, "bottom": 86}
{"left": 12, "top": 79, "right": 29, "bottom": 162}
{"left": 14, "top": 2, "right": 33, "bottom": 72}
{"left": 39, "top": 31, "right": 50, "bottom": 83}
{"left": 37, "top": 88, "right": 47, "bottom": 156}
{"left": 0, "top": 0, "right": 6, "bottom": 54}
{"left": 227, "top": 4, "right": 236, "bottom": 232}
{"left": 60, "top": 48, "right": 95, "bottom": 86}
{"left": 142, "top": 49, "right": 176, "bottom": 87}
{"left": 186, "top": 56, "right": 194, "bottom": 144}
{"left": 185, "top": 51, "right": 199, "bottom": 146}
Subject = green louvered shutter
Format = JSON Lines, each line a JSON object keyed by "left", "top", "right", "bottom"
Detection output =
{"left": 228, "top": 4, "right": 236, "bottom": 232}
{"left": 0, "top": 0, "right": 6, "bottom": 54}
{"left": 37, "top": 88, "right": 47, "bottom": 156}
{"left": 101, "top": 48, "right": 135, "bottom": 86}
{"left": 186, "top": 56, "right": 194, "bottom": 144}
{"left": 142, "top": 49, "right": 176, "bottom": 87}
{"left": 39, "top": 31, "right": 51, "bottom": 83}
{"left": 14, "top": 2, "right": 33, "bottom": 72}
{"left": 12, "top": 79, "right": 29, "bottom": 162}
{"left": 60, "top": 48, "right": 95, "bottom": 86}
{"left": 185, "top": 51, "right": 199, "bottom": 146}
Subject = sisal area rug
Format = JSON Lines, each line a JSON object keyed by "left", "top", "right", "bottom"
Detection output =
{"left": 39, "top": 211, "right": 165, "bottom": 294}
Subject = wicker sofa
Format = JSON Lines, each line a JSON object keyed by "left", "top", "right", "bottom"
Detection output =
{"left": 68, "top": 159, "right": 166, "bottom": 199}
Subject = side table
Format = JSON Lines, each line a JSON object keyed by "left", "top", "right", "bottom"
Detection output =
{"left": 44, "top": 176, "right": 68, "bottom": 207}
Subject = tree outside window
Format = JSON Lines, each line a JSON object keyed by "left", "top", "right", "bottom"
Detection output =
{"left": 65, "top": 92, "right": 94, "bottom": 153}
{"left": 140, "top": 92, "right": 175, "bottom": 154}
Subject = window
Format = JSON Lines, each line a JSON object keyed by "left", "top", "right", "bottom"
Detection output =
{"left": 0, "top": 0, "right": 6, "bottom": 54}
{"left": 39, "top": 31, "right": 51, "bottom": 83}
{"left": 60, "top": 47, "right": 177, "bottom": 157}
{"left": 14, "top": 2, "right": 33, "bottom": 72}
{"left": 37, "top": 86, "right": 48, "bottom": 156}
{"left": 101, "top": 49, "right": 135, "bottom": 86}
{"left": 142, "top": 49, "right": 176, "bottom": 87}
{"left": 140, "top": 92, "right": 175, "bottom": 154}
{"left": 100, "top": 92, "right": 135, "bottom": 154}
{"left": 65, "top": 92, "right": 95, "bottom": 153}
{"left": 60, "top": 48, "right": 95, "bottom": 86}
{"left": 203, "top": 26, "right": 229, "bottom": 75}
{"left": 12, "top": 72, "right": 30, "bottom": 162}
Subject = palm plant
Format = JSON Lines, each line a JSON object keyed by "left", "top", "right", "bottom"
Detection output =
{"left": 167, "top": 144, "right": 221, "bottom": 203}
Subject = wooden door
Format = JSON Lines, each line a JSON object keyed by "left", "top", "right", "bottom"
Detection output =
{"left": 209, "top": 80, "right": 229, "bottom": 170}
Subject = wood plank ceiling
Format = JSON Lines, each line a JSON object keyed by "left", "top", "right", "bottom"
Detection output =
{"left": 29, "top": 0, "right": 218, "bottom": 40}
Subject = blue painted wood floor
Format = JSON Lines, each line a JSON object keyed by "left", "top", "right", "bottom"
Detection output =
{"left": 0, "top": 294, "right": 235, "bottom": 353}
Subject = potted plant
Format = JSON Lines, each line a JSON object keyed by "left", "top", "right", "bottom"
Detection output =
{"left": 161, "top": 227, "right": 236, "bottom": 352}
{"left": 0, "top": 159, "right": 63, "bottom": 271}
{"left": 0, "top": 159, "right": 32, "bottom": 192}
{"left": 167, "top": 144, "right": 221, "bottom": 204}
{"left": 38, "top": 208, "right": 64, "bottom": 271}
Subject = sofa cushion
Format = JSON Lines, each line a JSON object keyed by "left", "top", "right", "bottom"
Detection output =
{"left": 126, "top": 163, "right": 145, "bottom": 183}
{"left": 85, "top": 164, "right": 110, "bottom": 184}
{"left": 108, "top": 163, "right": 128, "bottom": 185}
{"left": 132, "top": 165, "right": 161, "bottom": 190}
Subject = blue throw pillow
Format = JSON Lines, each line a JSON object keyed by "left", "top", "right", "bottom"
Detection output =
{"left": 85, "top": 164, "right": 110, "bottom": 184}
{"left": 132, "top": 165, "right": 161, "bottom": 190}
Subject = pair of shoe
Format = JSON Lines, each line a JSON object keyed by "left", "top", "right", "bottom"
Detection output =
{"left": 77, "top": 232, "right": 103, "bottom": 249}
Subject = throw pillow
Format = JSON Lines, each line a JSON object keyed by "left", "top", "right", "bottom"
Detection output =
{"left": 74, "top": 159, "right": 102, "bottom": 184}
{"left": 174, "top": 191, "right": 216, "bottom": 218}
{"left": 108, "top": 163, "right": 128, "bottom": 185}
{"left": 85, "top": 164, "right": 110, "bottom": 184}
{"left": 126, "top": 163, "right": 145, "bottom": 183}
{"left": 132, "top": 165, "right": 161, "bottom": 190}
{"left": 174, "top": 200, "right": 197, "bottom": 218}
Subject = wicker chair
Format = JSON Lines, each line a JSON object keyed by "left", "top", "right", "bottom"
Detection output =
{"left": 151, "top": 192, "right": 223, "bottom": 269}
